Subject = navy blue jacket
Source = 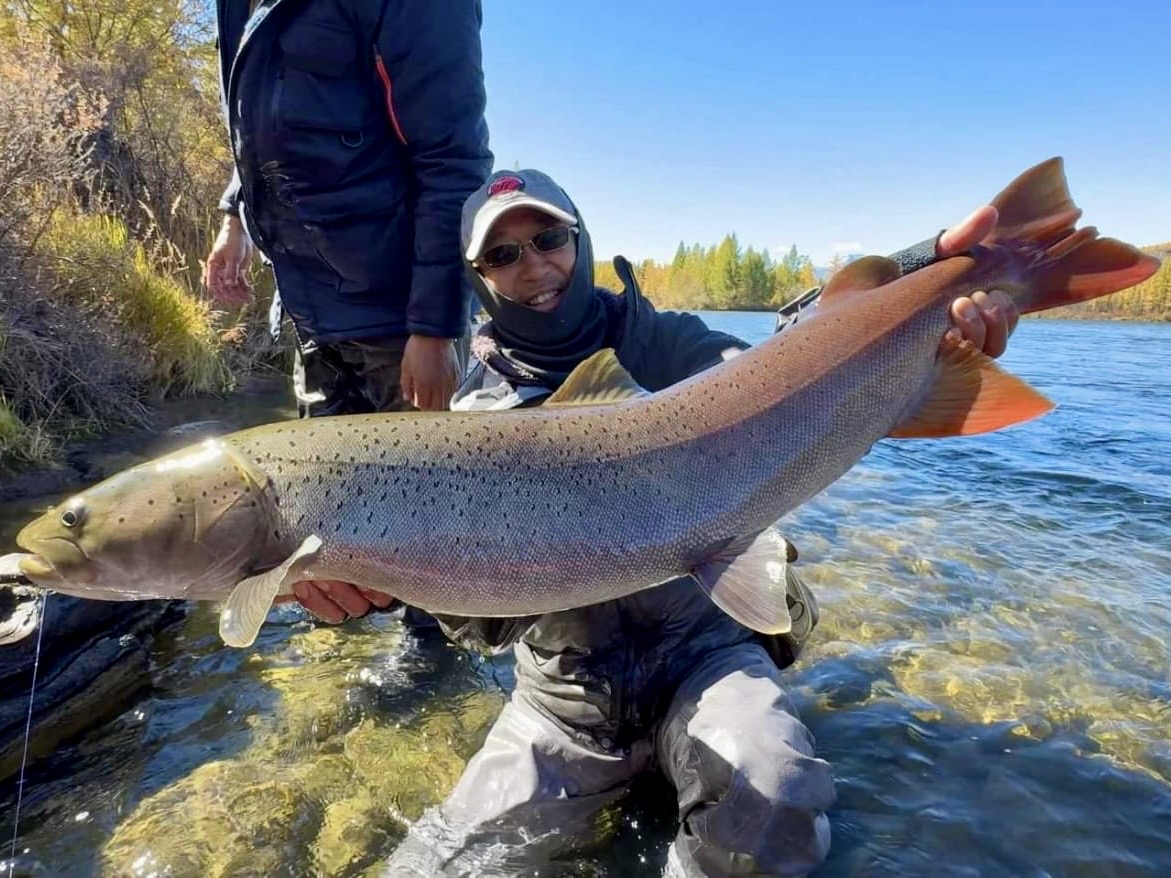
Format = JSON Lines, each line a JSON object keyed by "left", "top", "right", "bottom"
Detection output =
{"left": 215, "top": 0, "right": 492, "bottom": 343}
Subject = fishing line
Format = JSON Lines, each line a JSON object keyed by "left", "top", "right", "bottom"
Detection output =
{"left": 7, "top": 591, "right": 46, "bottom": 878}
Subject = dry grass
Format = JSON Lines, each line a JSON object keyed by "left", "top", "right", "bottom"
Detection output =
{"left": 0, "top": 244, "right": 152, "bottom": 470}
{"left": 0, "top": 22, "right": 244, "bottom": 473}
{"left": 40, "top": 209, "right": 232, "bottom": 397}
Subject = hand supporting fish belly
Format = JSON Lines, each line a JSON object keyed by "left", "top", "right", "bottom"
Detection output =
{"left": 8, "top": 158, "right": 1162, "bottom": 648}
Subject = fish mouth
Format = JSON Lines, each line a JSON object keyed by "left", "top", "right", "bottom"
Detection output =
{"left": 18, "top": 553, "right": 57, "bottom": 581}
{"left": 14, "top": 536, "right": 87, "bottom": 582}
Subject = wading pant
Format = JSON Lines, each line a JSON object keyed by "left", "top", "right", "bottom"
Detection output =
{"left": 381, "top": 643, "right": 835, "bottom": 877}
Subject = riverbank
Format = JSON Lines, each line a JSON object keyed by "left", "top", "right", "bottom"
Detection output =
{"left": 0, "top": 371, "right": 294, "bottom": 506}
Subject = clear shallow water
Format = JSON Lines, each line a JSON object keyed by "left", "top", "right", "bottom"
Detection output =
{"left": 2, "top": 316, "right": 1169, "bottom": 876}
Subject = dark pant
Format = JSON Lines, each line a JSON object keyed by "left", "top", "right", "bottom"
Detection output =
{"left": 292, "top": 334, "right": 471, "bottom": 418}
{"left": 382, "top": 643, "right": 835, "bottom": 877}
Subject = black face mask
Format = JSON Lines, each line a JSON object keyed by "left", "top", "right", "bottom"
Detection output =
{"left": 467, "top": 207, "right": 610, "bottom": 388}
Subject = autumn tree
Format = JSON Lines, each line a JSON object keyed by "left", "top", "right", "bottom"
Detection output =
{"left": 2, "top": 0, "right": 230, "bottom": 284}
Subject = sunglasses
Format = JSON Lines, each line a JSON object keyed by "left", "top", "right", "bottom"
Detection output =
{"left": 477, "top": 225, "right": 578, "bottom": 271}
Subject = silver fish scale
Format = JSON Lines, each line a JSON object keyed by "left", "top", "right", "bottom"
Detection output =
{"left": 219, "top": 294, "right": 950, "bottom": 617}
{"left": 214, "top": 247, "right": 1026, "bottom": 619}
{"left": 227, "top": 407, "right": 726, "bottom": 615}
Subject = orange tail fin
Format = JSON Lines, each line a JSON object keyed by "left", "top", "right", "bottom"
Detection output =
{"left": 988, "top": 157, "right": 1162, "bottom": 314}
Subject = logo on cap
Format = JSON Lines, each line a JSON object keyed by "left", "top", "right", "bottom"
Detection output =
{"left": 487, "top": 175, "right": 525, "bottom": 198}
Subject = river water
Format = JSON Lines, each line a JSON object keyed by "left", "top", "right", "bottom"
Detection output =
{"left": 1, "top": 316, "right": 1169, "bottom": 877}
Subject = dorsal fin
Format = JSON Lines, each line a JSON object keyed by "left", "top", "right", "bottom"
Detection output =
{"left": 545, "top": 349, "right": 651, "bottom": 407}
{"left": 819, "top": 256, "right": 902, "bottom": 303}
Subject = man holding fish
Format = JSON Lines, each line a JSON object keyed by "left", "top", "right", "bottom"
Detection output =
{"left": 375, "top": 169, "right": 1021, "bottom": 876}
{"left": 7, "top": 157, "right": 1157, "bottom": 876}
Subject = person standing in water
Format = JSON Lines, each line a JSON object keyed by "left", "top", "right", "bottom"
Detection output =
{"left": 370, "top": 168, "right": 1019, "bottom": 877}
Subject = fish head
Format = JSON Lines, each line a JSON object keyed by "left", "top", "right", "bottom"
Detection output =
{"left": 15, "top": 439, "right": 279, "bottom": 601}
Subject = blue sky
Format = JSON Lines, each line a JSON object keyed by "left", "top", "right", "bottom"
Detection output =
{"left": 479, "top": 1, "right": 1170, "bottom": 267}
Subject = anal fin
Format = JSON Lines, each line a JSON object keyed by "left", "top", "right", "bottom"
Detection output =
{"left": 219, "top": 535, "right": 322, "bottom": 648}
{"left": 692, "top": 528, "right": 796, "bottom": 635}
{"left": 890, "top": 340, "right": 1054, "bottom": 438}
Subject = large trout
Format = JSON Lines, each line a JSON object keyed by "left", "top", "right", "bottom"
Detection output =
{"left": 7, "top": 158, "right": 1161, "bottom": 647}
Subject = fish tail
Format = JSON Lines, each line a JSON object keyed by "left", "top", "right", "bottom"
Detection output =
{"left": 988, "top": 157, "right": 1161, "bottom": 314}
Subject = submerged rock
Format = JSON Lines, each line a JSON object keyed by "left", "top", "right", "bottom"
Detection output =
{"left": 0, "top": 585, "right": 183, "bottom": 782}
{"left": 99, "top": 621, "right": 505, "bottom": 877}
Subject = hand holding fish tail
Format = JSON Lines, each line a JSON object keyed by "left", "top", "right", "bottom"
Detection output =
{"left": 936, "top": 203, "right": 1020, "bottom": 358}
{"left": 937, "top": 204, "right": 999, "bottom": 256}
{"left": 946, "top": 289, "right": 1018, "bottom": 357}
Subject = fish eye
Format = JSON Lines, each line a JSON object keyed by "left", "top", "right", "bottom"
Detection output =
{"left": 60, "top": 506, "right": 85, "bottom": 528}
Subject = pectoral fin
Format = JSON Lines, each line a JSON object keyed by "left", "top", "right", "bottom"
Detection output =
{"left": 218, "top": 535, "right": 322, "bottom": 648}
{"left": 890, "top": 339, "right": 1054, "bottom": 438}
{"left": 692, "top": 529, "right": 796, "bottom": 635}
